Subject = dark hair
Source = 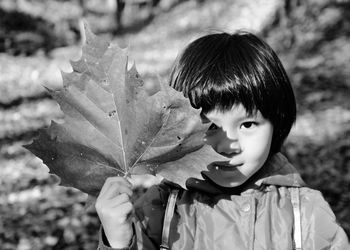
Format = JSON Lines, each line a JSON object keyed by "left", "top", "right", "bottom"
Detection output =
{"left": 169, "top": 31, "right": 296, "bottom": 153}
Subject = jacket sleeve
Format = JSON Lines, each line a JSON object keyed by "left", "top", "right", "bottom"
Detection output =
{"left": 98, "top": 227, "right": 137, "bottom": 250}
{"left": 300, "top": 188, "right": 350, "bottom": 250}
{"left": 97, "top": 183, "right": 171, "bottom": 250}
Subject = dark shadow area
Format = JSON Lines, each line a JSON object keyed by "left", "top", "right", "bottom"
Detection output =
{"left": 112, "top": 14, "right": 155, "bottom": 36}
{"left": 111, "top": 0, "right": 195, "bottom": 36}
{"left": 0, "top": 9, "right": 78, "bottom": 55}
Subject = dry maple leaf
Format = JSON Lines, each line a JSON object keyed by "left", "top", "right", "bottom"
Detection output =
{"left": 24, "top": 24, "right": 228, "bottom": 197}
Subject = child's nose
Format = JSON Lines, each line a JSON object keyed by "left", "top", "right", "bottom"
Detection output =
{"left": 205, "top": 128, "right": 239, "bottom": 155}
{"left": 224, "top": 128, "right": 239, "bottom": 141}
{"left": 216, "top": 138, "right": 236, "bottom": 155}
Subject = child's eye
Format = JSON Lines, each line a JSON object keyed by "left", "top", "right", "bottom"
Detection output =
{"left": 208, "top": 123, "right": 219, "bottom": 130}
{"left": 240, "top": 122, "right": 258, "bottom": 129}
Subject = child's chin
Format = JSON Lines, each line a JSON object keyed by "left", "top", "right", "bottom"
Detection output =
{"left": 220, "top": 179, "right": 246, "bottom": 188}
{"left": 203, "top": 170, "right": 247, "bottom": 187}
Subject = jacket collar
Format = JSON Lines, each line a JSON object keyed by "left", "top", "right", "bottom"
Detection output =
{"left": 184, "top": 153, "right": 306, "bottom": 195}
{"left": 255, "top": 153, "right": 305, "bottom": 187}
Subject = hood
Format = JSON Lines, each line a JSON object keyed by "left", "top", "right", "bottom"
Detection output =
{"left": 184, "top": 153, "right": 306, "bottom": 195}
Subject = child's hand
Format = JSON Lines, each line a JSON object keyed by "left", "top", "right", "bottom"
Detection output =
{"left": 95, "top": 177, "right": 134, "bottom": 248}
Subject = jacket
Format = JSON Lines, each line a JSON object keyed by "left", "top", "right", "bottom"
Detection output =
{"left": 98, "top": 153, "right": 350, "bottom": 250}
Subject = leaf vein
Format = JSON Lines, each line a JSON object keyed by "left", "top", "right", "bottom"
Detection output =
{"left": 127, "top": 108, "right": 171, "bottom": 175}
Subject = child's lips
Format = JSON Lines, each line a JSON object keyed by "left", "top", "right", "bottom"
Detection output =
{"left": 208, "top": 162, "right": 243, "bottom": 172}
{"left": 216, "top": 152, "right": 243, "bottom": 168}
{"left": 219, "top": 152, "right": 240, "bottom": 159}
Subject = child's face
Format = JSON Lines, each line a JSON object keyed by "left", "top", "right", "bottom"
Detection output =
{"left": 202, "top": 104, "right": 273, "bottom": 187}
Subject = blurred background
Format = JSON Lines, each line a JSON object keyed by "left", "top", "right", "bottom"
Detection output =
{"left": 0, "top": 0, "right": 349, "bottom": 249}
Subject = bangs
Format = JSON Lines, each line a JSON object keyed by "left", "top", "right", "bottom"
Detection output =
{"left": 189, "top": 78, "right": 259, "bottom": 116}
{"left": 186, "top": 42, "right": 271, "bottom": 117}
{"left": 171, "top": 31, "right": 274, "bottom": 117}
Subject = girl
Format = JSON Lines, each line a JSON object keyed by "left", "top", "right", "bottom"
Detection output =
{"left": 95, "top": 31, "right": 349, "bottom": 250}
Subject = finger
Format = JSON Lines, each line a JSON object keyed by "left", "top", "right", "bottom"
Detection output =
{"left": 103, "top": 183, "right": 133, "bottom": 200}
{"left": 109, "top": 193, "right": 132, "bottom": 207}
{"left": 118, "top": 185, "right": 133, "bottom": 197}
{"left": 113, "top": 200, "right": 134, "bottom": 216}
{"left": 125, "top": 206, "right": 134, "bottom": 223}
{"left": 99, "top": 177, "right": 132, "bottom": 197}
{"left": 99, "top": 177, "right": 122, "bottom": 197}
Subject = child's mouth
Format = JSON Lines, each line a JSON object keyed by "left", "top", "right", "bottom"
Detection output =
{"left": 219, "top": 152, "right": 240, "bottom": 158}
{"left": 208, "top": 162, "right": 243, "bottom": 172}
